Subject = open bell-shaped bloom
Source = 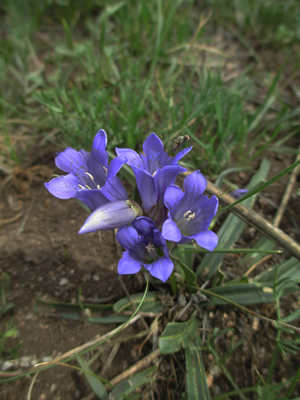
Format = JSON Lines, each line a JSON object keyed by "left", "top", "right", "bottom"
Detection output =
{"left": 116, "top": 217, "right": 174, "bottom": 282}
{"left": 45, "top": 129, "right": 128, "bottom": 211}
{"left": 115, "top": 133, "right": 192, "bottom": 220}
{"left": 162, "top": 171, "right": 219, "bottom": 251}
{"left": 79, "top": 200, "right": 143, "bottom": 233}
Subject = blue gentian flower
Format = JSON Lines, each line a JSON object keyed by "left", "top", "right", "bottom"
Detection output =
{"left": 116, "top": 217, "right": 174, "bottom": 282}
{"left": 79, "top": 200, "right": 143, "bottom": 233}
{"left": 115, "top": 133, "right": 192, "bottom": 223}
{"left": 230, "top": 189, "right": 248, "bottom": 200}
{"left": 162, "top": 171, "right": 219, "bottom": 251}
{"left": 45, "top": 129, "right": 128, "bottom": 211}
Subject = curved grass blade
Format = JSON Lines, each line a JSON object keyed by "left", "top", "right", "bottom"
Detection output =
{"left": 185, "top": 335, "right": 210, "bottom": 400}
{"left": 240, "top": 236, "right": 275, "bottom": 266}
{"left": 113, "top": 292, "right": 162, "bottom": 313}
{"left": 182, "top": 246, "right": 280, "bottom": 254}
{"left": 201, "top": 283, "right": 274, "bottom": 305}
{"left": 110, "top": 366, "right": 157, "bottom": 400}
{"left": 77, "top": 356, "right": 108, "bottom": 400}
{"left": 254, "top": 257, "right": 300, "bottom": 284}
{"left": 215, "top": 166, "right": 251, "bottom": 187}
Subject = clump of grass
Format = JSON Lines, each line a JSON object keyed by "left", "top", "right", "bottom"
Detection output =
{"left": 1, "top": 0, "right": 287, "bottom": 175}
{"left": 203, "top": 0, "right": 300, "bottom": 45}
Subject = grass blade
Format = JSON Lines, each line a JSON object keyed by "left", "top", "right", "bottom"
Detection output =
{"left": 185, "top": 335, "right": 210, "bottom": 400}
{"left": 77, "top": 356, "right": 108, "bottom": 400}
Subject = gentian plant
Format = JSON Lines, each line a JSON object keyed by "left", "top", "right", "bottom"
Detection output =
{"left": 45, "top": 129, "right": 219, "bottom": 282}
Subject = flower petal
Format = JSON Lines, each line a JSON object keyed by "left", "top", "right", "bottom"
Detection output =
{"left": 185, "top": 195, "right": 218, "bottom": 235}
{"left": 143, "top": 133, "right": 164, "bottom": 157}
{"left": 118, "top": 251, "right": 142, "bottom": 274}
{"left": 107, "top": 156, "right": 127, "bottom": 181}
{"left": 142, "top": 133, "right": 168, "bottom": 174}
{"left": 87, "top": 130, "right": 109, "bottom": 188}
{"left": 74, "top": 189, "right": 110, "bottom": 211}
{"left": 101, "top": 176, "right": 128, "bottom": 202}
{"left": 91, "top": 129, "right": 108, "bottom": 163}
{"left": 115, "top": 147, "right": 143, "bottom": 169}
{"left": 147, "top": 257, "right": 174, "bottom": 282}
{"left": 116, "top": 225, "right": 140, "bottom": 249}
{"left": 193, "top": 231, "right": 219, "bottom": 251}
{"left": 155, "top": 166, "right": 186, "bottom": 207}
{"left": 45, "top": 174, "right": 79, "bottom": 199}
{"left": 55, "top": 148, "right": 88, "bottom": 174}
{"left": 171, "top": 145, "right": 193, "bottom": 163}
{"left": 162, "top": 218, "right": 182, "bottom": 242}
{"left": 132, "top": 217, "right": 156, "bottom": 236}
{"left": 132, "top": 167, "right": 157, "bottom": 212}
{"left": 183, "top": 171, "right": 207, "bottom": 196}
{"left": 164, "top": 185, "right": 184, "bottom": 213}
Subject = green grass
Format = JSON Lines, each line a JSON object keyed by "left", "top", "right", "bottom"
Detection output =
{"left": 203, "top": 0, "right": 300, "bottom": 45}
{"left": 1, "top": 0, "right": 295, "bottom": 174}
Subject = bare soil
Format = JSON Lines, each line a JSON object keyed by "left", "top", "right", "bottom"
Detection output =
{"left": 0, "top": 139, "right": 300, "bottom": 399}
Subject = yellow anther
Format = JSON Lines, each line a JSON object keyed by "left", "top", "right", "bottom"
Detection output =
{"left": 85, "top": 172, "right": 95, "bottom": 181}
{"left": 145, "top": 243, "right": 155, "bottom": 253}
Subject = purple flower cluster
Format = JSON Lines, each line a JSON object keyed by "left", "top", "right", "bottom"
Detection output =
{"left": 45, "top": 129, "right": 219, "bottom": 282}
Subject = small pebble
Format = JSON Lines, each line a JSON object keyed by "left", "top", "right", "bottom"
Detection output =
{"left": 252, "top": 316, "right": 259, "bottom": 330}
{"left": 93, "top": 275, "right": 100, "bottom": 281}
{"left": 59, "top": 278, "right": 69, "bottom": 286}
{"left": 1, "top": 360, "right": 15, "bottom": 371}
{"left": 212, "top": 385, "right": 221, "bottom": 395}
{"left": 206, "top": 373, "right": 213, "bottom": 387}
{"left": 210, "top": 365, "right": 220, "bottom": 377}
{"left": 19, "top": 357, "right": 31, "bottom": 368}
{"left": 50, "top": 383, "right": 57, "bottom": 393}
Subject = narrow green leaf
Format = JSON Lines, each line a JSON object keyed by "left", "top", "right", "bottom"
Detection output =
{"left": 87, "top": 315, "right": 129, "bottom": 324}
{"left": 159, "top": 317, "right": 199, "bottom": 354}
{"left": 240, "top": 237, "right": 275, "bottom": 266}
{"left": 282, "top": 308, "right": 300, "bottom": 323}
{"left": 111, "top": 366, "right": 157, "bottom": 399}
{"left": 247, "top": 68, "right": 282, "bottom": 133}
{"left": 35, "top": 298, "right": 113, "bottom": 311}
{"left": 77, "top": 356, "right": 108, "bottom": 400}
{"left": 182, "top": 246, "right": 280, "bottom": 254}
{"left": 203, "top": 283, "right": 275, "bottom": 305}
{"left": 185, "top": 335, "right": 210, "bottom": 400}
{"left": 106, "top": 1, "right": 126, "bottom": 15}
{"left": 215, "top": 167, "right": 251, "bottom": 187}
{"left": 170, "top": 245, "right": 197, "bottom": 285}
{"left": 254, "top": 257, "right": 300, "bottom": 284}
{"left": 113, "top": 292, "right": 161, "bottom": 313}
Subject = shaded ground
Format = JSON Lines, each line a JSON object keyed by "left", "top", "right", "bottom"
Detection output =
{"left": 0, "top": 137, "right": 299, "bottom": 399}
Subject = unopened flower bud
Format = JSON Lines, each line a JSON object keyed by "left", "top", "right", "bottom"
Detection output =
{"left": 79, "top": 200, "right": 143, "bottom": 233}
